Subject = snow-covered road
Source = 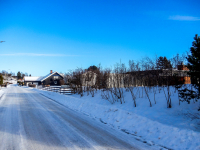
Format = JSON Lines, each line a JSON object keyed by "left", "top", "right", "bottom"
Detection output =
{"left": 0, "top": 85, "right": 150, "bottom": 150}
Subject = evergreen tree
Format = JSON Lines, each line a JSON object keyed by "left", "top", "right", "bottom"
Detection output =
{"left": 156, "top": 56, "right": 172, "bottom": 70}
{"left": 21, "top": 72, "right": 25, "bottom": 78}
{"left": 17, "top": 71, "right": 21, "bottom": 79}
{"left": 0, "top": 74, "right": 3, "bottom": 85}
{"left": 87, "top": 65, "right": 98, "bottom": 72}
{"left": 187, "top": 34, "right": 200, "bottom": 94}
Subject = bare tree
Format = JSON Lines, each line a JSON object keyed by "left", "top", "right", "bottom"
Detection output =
{"left": 67, "top": 68, "right": 84, "bottom": 96}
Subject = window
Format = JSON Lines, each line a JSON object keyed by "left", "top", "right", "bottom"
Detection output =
{"left": 54, "top": 76, "right": 58, "bottom": 79}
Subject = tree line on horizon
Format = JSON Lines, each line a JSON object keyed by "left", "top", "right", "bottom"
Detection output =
{"left": 64, "top": 34, "right": 200, "bottom": 110}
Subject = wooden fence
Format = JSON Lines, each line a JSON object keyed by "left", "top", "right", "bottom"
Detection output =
{"left": 37, "top": 86, "right": 74, "bottom": 95}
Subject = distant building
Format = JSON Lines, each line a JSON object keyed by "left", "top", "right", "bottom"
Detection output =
{"left": 176, "top": 63, "right": 190, "bottom": 84}
{"left": 24, "top": 70, "right": 64, "bottom": 86}
{"left": 107, "top": 64, "right": 191, "bottom": 88}
{"left": 81, "top": 71, "right": 97, "bottom": 86}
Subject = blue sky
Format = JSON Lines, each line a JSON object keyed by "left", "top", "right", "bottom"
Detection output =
{"left": 0, "top": 0, "right": 200, "bottom": 76}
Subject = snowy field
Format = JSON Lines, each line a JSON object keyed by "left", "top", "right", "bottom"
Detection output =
{"left": 28, "top": 85, "right": 200, "bottom": 150}
{"left": 0, "top": 78, "right": 17, "bottom": 96}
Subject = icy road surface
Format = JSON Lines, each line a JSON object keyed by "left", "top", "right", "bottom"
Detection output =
{"left": 0, "top": 85, "right": 150, "bottom": 150}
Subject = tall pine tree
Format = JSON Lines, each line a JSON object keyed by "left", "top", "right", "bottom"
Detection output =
{"left": 0, "top": 74, "right": 3, "bottom": 85}
{"left": 187, "top": 34, "right": 200, "bottom": 94}
{"left": 17, "top": 71, "right": 21, "bottom": 79}
{"left": 156, "top": 56, "right": 172, "bottom": 70}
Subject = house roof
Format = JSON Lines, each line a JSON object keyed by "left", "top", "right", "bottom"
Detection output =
{"left": 24, "top": 76, "right": 44, "bottom": 82}
{"left": 40, "top": 71, "right": 63, "bottom": 82}
{"left": 24, "top": 71, "right": 64, "bottom": 82}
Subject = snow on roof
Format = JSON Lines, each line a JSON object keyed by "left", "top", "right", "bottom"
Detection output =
{"left": 24, "top": 76, "right": 44, "bottom": 82}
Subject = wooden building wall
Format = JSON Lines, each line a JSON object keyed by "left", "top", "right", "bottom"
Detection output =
{"left": 42, "top": 73, "right": 64, "bottom": 86}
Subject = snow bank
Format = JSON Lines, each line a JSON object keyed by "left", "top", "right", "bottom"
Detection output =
{"left": 30, "top": 86, "right": 200, "bottom": 150}
{"left": 0, "top": 89, "right": 4, "bottom": 98}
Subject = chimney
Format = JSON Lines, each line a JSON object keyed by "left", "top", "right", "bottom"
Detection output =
{"left": 50, "top": 70, "right": 53, "bottom": 74}
{"left": 181, "top": 61, "right": 184, "bottom": 65}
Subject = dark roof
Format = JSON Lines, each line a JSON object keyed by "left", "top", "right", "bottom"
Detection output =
{"left": 24, "top": 71, "right": 64, "bottom": 82}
